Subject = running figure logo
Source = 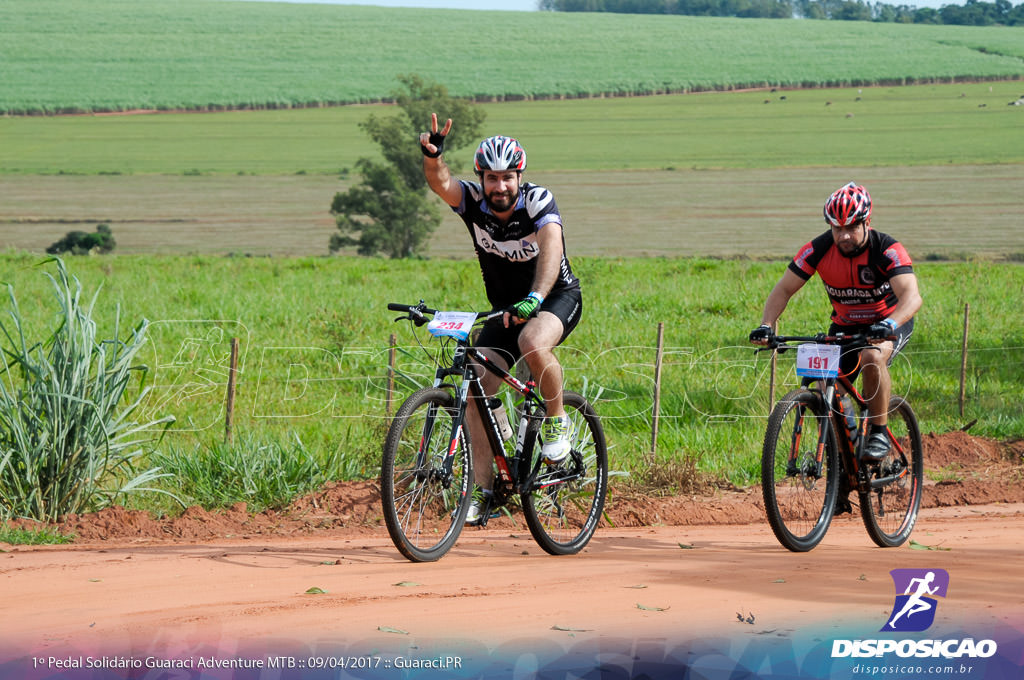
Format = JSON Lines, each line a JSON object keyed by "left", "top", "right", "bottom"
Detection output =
{"left": 883, "top": 568, "right": 950, "bottom": 632}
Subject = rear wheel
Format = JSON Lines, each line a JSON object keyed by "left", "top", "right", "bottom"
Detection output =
{"left": 380, "top": 388, "right": 472, "bottom": 562}
{"left": 521, "top": 391, "right": 608, "bottom": 556}
{"left": 859, "top": 396, "right": 924, "bottom": 548}
{"left": 761, "top": 388, "right": 839, "bottom": 552}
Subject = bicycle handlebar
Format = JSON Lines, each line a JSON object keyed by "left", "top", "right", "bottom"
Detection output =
{"left": 387, "top": 302, "right": 433, "bottom": 314}
{"left": 757, "top": 331, "right": 896, "bottom": 353}
{"left": 386, "top": 302, "right": 504, "bottom": 326}
{"left": 774, "top": 332, "right": 869, "bottom": 345}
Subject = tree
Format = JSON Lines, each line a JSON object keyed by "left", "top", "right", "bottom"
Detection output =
{"left": 833, "top": 0, "right": 872, "bottom": 19}
{"left": 46, "top": 223, "right": 116, "bottom": 255}
{"left": 329, "top": 159, "right": 439, "bottom": 258}
{"left": 329, "top": 75, "right": 485, "bottom": 258}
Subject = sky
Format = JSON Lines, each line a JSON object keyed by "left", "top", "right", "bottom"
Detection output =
{"left": 241, "top": 0, "right": 965, "bottom": 12}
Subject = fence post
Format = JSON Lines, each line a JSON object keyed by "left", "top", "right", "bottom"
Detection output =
{"left": 959, "top": 303, "right": 970, "bottom": 417}
{"left": 650, "top": 322, "right": 665, "bottom": 464}
{"left": 768, "top": 321, "right": 777, "bottom": 415}
{"left": 224, "top": 337, "right": 239, "bottom": 444}
{"left": 386, "top": 333, "right": 397, "bottom": 420}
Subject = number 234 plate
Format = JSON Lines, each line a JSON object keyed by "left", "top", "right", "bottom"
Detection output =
{"left": 427, "top": 311, "right": 477, "bottom": 341}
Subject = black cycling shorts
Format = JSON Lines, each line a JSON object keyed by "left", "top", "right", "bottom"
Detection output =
{"left": 830, "top": 318, "right": 914, "bottom": 381}
{"left": 474, "top": 288, "right": 582, "bottom": 368}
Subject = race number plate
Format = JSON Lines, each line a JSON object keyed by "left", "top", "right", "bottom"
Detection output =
{"left": 796, "top": 343, "right": 840, "bottom": 378}
{"left": 427, "top": 311, "right": 477, "bottom": 341}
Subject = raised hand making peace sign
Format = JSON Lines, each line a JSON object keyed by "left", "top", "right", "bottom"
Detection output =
{"left": 419, "top": 113, "right": 452, "bottom": 158}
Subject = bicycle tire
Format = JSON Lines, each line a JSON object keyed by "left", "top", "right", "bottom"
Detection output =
{"left": 521, "top": 391, "right": 608, "bottom": 556}
{"left": 380, "top": 387, "right": 473, "bottom": 562}
{"left": 761, "top": 388, "right": 840, "bottom": 552}
{"left": 859, "top": 396, "right": 924, "bottom": 548}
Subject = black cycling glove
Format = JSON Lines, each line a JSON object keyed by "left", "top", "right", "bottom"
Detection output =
{"left": 868, "top": 318, "right": 898, "bottom": 340}
{"left": 420, "top": 130, "right": 446, "bottom": 158}
{"left": 749, "top": 324, "right": 773, "bottom": 344}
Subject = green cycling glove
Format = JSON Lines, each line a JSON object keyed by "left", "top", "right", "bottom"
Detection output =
{"left": 508, "top": 292, "right": 544, "bottom": 320}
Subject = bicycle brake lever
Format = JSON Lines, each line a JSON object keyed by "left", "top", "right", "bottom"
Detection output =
{"left": 755, "top": 345, "right": 790, "bottom": 354}
{"left": 393, "top": 313, "right": 428, "bottom": 326}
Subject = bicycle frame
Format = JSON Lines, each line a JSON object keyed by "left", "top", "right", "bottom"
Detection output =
{"left": 434, "top": 343, "right": 547, "bottom": 495}
{"left": 778, "top": 335, "right": 911, "bottom": 496}
{"left": 758, "top": 330, "right": 924, "bottom": 551}
{"left": 796, "top": 373, "right": 863, "bottom": 500}
{"left": 410, "top": 315, "right": 581, "bottom": 503}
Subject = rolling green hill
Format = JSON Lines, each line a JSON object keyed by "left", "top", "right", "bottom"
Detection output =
{"left": 1, "top": 0, "right": 1022, "bottom": 114}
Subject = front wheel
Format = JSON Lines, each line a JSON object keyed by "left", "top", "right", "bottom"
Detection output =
{"left": 761, "top": 388, "right": 839, "bottom": 552}
{"left": 521, "top": 391, "right": 608, "bottom": 556}
{"left": 380, "top": 387, "right": 473, "bottom": 562}
{"left": 859, "top": 396, "right": 924, "bottom": 548}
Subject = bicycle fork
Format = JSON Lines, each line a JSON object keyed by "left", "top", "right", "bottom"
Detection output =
{"left": 787, "top": 402, "right": 827, "bottom": 480}
{"left": 412, "top": 383, "right": 472, "bottom": 488}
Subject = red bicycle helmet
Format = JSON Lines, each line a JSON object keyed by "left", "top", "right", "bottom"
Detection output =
{"left": 474, "top": 136, "right": 526, "bottom": 174}
{"left": 824, "top": 182, "right": 872, "bottom": 227}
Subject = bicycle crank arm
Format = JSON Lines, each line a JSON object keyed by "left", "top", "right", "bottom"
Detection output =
{"left": 868, "top": 469, "right": 907, "bottom": 490}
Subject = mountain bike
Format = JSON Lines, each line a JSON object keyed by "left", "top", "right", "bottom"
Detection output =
{"left": 380, "top": 301, "right": 608, "bottom": 563}
{"left": 757, "top": 332, "right": 923, "bottom": 552}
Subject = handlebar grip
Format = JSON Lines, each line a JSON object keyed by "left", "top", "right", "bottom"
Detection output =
{"left": 387, "top": 302, "right": 437, "bottom": 319}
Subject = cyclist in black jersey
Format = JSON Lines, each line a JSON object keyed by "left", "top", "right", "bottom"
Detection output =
{"left": 750, "top": 183, "right": 922, "bottom": 462}
{"left": 421, "top": 114, "right": 582, "bottom": 524}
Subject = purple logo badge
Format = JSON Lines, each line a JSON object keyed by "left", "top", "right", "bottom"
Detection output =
{"left": 883, "top": 568, "right": 949, "bottom": 632}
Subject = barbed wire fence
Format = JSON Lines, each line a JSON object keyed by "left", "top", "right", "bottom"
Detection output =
{"left": 150, "top": 308, "right": 1023, "bottom": 463}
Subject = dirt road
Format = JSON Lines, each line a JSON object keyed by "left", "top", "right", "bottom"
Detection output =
{"left": 2, "top": 503, "right": 1023, "bottom": 679}
{"left": 2, "top": 431, "right": 1022, "bottom": 679}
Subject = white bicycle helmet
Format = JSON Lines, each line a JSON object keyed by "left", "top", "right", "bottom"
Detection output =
{"left": 473, "top": 136, "right": 526, "bottom": 174}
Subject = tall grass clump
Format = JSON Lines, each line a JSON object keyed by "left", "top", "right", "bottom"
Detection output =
{"left": 150, "top": 432, "right": 353, "bottom": 513}
{"left": 0, "top": 258, "right": 174, "bottom": 521}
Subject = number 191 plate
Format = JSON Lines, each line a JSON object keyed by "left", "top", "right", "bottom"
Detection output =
{"left": 796, "top": 343, "right": 840, "bottom": 378}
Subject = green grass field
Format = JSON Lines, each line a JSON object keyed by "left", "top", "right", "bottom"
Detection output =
{"left": 2, "top": 82, "right": 1022, "bottom": 259}
{"left": 2, "top": 1, "right": 1022, "bottom": 514}
{"left": 2, "top": 0, "right": 1023, "bottom": 114}
{"left": 2, "top": 254, "right": 1021, "bottom": 505}
{"left": 3, "top": 82, "right": 1024, "bottom": 175}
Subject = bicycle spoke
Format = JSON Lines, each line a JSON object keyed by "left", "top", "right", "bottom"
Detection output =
{"left": 521, "top": 392, "right": 608, "bottom": 555}
{"left": 859, "top": 396, "right": 923, "bottom": 547}
{"left": 762, "top": 389, "right": 838, "bottom": 552}
{"left": 381, "top": 388, "right": 471, "bottom": 562}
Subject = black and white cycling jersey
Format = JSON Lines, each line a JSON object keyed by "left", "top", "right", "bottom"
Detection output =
{"left": 452, "top": 180, "right": 580, "bottom": 308}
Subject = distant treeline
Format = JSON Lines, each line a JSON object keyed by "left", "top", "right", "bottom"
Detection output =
{"left": 540, "top": 0, "right": 1024, "bottom": 25}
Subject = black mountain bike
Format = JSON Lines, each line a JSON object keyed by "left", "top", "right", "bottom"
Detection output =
{"left": 381, "top": 302, "right": 608, "bottom": 563}
{"left": 758, "top": 332, "right": 923, "bottom": 552}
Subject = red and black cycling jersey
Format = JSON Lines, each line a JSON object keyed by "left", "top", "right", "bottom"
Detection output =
{"left": 788, "top": 229, "right": 914, "bottom": 326}
{"left": 452, "top": 179, "right": 580, "bottom": 309}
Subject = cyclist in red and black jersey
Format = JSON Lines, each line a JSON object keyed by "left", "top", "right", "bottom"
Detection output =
{"left": 421, "top": 114, "right": 582, "bottom": 524}
{"left": 750, "top": 183, "right": 923, "bottom": 461}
